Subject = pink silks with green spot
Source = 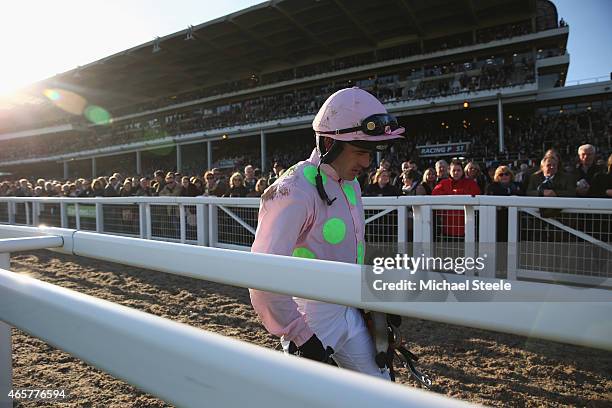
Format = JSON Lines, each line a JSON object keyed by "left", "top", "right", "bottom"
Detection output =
{"left": 249, "top": 148, "right": 366, "bottom": 349}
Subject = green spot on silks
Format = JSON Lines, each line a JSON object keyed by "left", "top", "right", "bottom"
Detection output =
{"left": 292, "top": 247, "right": 316, "bottom": 259}
{"left": 322, "top": 217, "right": 346, "bottom": 245}
{"left": 357, "top": 241, "right": 365, "bottom": 264}
{"left": 343, "top": 183, "right": 357, "bottom": 206}
{"left": 303, "top": 165, "right": 327, "bottom": 186}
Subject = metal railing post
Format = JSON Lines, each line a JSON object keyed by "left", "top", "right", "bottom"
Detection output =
{"left": 208, "top": 205, "right": 218, "bottom": 248}
{"left": 75, "top": 203, "right": 81, "bottom": 230}
{"left": 396, "top": 206, "right": 407, "bottom": 245}
{"left": 60, "top": 202, "right": 68, "bottom": 228}
{"left": 7, "top": 202, "right": 15, "bottom": 225}
{"left": 507, "top": 206, "right": 519, "bottom": 280}
{"left": 95, "top": 203, "right": 104, "bottom": 233}
{"left": 179, "top": 205, "right": 186, "bottom": 244}
{"left": 145, "top": 204, "right": 152, "bottom": 240}
{"left": 138, "top": 203, "right": 147, "bottom": 239}
{"left": 196, "top": 204, "right": 208, "bottom": 246}
{"left": 0, "top": 252, "right": 12, "bottom": 408}
{"left": 25, "top": 202, "right": 31, "bottom": 226}
{"left": 464, "top": 205, "right": 476, "bottom": 276}
{"left": 412, "top": 205, "right": 432, "bottom": 266}
{"left": 478, "top": 205, "right": 497, "bottom": 278}
{"left": 32, "top": 202, "right": 40, "bottom": 226}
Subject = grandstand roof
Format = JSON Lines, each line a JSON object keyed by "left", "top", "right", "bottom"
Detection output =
{"left": 36, "top": 0, "right": 545, "bottom": 109}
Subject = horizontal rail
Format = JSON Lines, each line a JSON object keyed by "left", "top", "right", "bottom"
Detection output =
{"left": 0, "top": 268, "right": 463, "bottom": 408}
{"left": 0, "top": 225, "right": 610, "bottom": 351}
{"left": 1, "top": 195, "right": 612, "bottom": 211}
{"left": 0, "top": 236, "right": 65, "bottom": 253}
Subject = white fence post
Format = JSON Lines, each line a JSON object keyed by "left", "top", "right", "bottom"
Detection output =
{"left": 179, "top": 205, "right": 186, "bottom": 244}
{"left": 209, "top": 205, "right": 218, "bottom": 248}
{"left": 478, "top": 205, "right": 497, "bottom": 278}
{"left": 75, "top": 203, "right": 81, "bottom": 230}
{"left": 7, "top": 203, "right": 14, "bottom": 225}
{"left": 396, "top": 206, "right": 407, "bottom": 245}
{"left": 507, "top": 206, "right": 519, "bottom": 280}
{"left": 0, "top": 252, "right": 11, "bottom": 408}
{"left": 60, "top": 202, "right": 68, "bottom": 228}
{"left": 32, "top": 202, "right": 40, "bottom": 226}
{"left": 25, "top": 203, "right": 31, "bottom": 226}
{"left": 95, "top": 203, "right": 104, "bottom": 233}
{"left": 412, "top": 205, "right": 432, "bottom": 266}
{"left": 464, "top": 205, "right": 476, "bottom": 276}
{"left": 196, "top": 204, "right": 207, "bottom": 246}
{"left": 139, "top": 204, "right": 147, "bottom": 239}
{"left": 145, "top": 204, "right": 152, "bottom": 240}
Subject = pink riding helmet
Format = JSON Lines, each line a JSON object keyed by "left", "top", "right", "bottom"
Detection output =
{"left": 312, "top": 87, "right": 405, "bottom": 142}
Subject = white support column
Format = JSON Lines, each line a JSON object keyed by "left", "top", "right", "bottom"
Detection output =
{"left": 63, "top": 161, "right": 69, "bottom": 180}
{"left": 136, "top": 151, "right": 142, "bottom": 175}
{"left": 176, "top": 145, "right": 182, "bottom": 173}
{"left": 207, "top": 141, "right": 212, "bottom": 170}
{"left": 92, "top": 157, "right": 97, "bottom": 178}
{"left": 497, "top": 94, "right": 504, "bottom": 154}
{"left": 260, "top": 130, "right": 266, "bottom": 173}
{"left": 0, "top": 252, "right": 11, "bottom": 408}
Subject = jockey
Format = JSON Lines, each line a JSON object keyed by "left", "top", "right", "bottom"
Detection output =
{"left": 249, "top": 87, "right": 405, "bottom": 378}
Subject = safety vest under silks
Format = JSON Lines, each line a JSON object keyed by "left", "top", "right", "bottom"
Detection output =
{"left": 249, "top": 148, "right": 365, "bottom": 349}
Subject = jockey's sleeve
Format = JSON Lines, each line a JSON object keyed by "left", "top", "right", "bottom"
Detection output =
{"left": 249, "top": 184, "right": 315, "bottom": 347}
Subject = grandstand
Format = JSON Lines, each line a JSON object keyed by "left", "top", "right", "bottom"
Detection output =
{"left": 0, "top": 0, "right": 610, "bottom": 180}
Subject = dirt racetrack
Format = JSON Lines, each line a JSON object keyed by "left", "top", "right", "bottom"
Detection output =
{"left": 7, "top": 250, "right": 612, "bottom": 407}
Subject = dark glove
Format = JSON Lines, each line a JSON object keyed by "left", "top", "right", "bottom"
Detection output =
{"left": 297, "top": 334, "right": 328, "bottom": 362}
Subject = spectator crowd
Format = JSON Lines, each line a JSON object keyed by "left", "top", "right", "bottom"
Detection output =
{"left": 2, "top": 144, "right": 611, "bottom": 202}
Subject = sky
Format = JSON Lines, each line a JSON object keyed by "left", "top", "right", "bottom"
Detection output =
{"left": 0, "top": 0, "right": 610, "bottom": 98}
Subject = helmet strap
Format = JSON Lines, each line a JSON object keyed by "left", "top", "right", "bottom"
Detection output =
{"left": 316, "top": 136, "right": 339, "bottom": 206}
{"left": 316, "top": 164, "right": 336, "bottom": 206}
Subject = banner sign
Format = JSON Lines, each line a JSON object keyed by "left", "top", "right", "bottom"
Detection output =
{"left": 417, "top": 142, "right": 470, "bottom": 158}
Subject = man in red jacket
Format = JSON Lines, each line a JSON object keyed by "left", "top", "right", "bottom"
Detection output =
{"left": 432, "top": 159, "right": 481, "bottom": 237}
